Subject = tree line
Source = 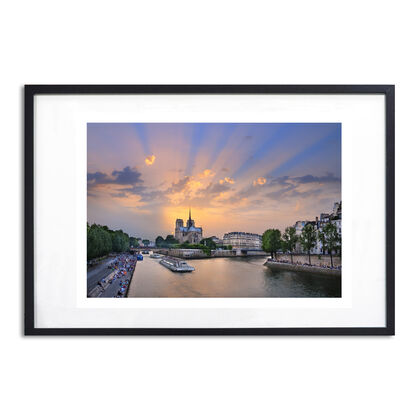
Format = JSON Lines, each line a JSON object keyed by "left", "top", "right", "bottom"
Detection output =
{"left": 87, "top": 223, "right": 138, "bottom": 260}
{"left": 155, "top": 235, "right": 233, "bottom": 256}
{"left": 262, "top": 222, "right": 340, "bottom": 267}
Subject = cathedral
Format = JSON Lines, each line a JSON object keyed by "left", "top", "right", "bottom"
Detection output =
{"left": 175, "top": 209, "right": 203, "bottom": 244}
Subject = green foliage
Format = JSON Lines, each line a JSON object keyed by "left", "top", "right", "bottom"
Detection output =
{"left": 142, "top": 239, "right": 150, "bottom": 246}
{"left": 111, "top": 230, "right": 129, "bottom": 252}
{"left": 165, "top": 235, "right": 179, "bottom": 245}
{"left": 156, "top": 235, "right": 179, "bottom": 248}
{"left": 300, "top": 223, "right": 317, "bottom": 264}
{"left": 87, "top": 224, "right": 112, "bottom": 260}
{"left": 282, "top": 226, "right": 299, "bottom": 264}
{"left": 201, "top": 238, "right": 217, "bottom": 249}
{"left": 320, "top": 222, "right": 340, "bottom": 267}
{"left": 262, "top": 229, "right": 282, "bottom": 258}
{"left": 129, "top": 236, "right": 140, "bottom": 248}
{"left": 318, "top": 228, "right": 328, "bottom": 255}
{"left": 87, "top": 223, "right": 130, "bottom": 260}
{"left": 155, "top": 236, "right": 164, "bottom": 247}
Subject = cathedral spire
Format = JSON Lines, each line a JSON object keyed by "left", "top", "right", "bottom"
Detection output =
{"left": 189, "top": 207, "right": 192, "bottom": 222}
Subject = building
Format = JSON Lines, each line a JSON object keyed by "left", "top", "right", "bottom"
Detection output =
{"left": 293, "top": 201, "right": 342, "bottom": 255}
{"left": 210, "top": 236, "right": 223, "bottom": 246}
{"left": 222, "top": 232, "right": 262, "bottom": 249}
{"left": 174, "top": 209, "right": 203, "bottom": 244}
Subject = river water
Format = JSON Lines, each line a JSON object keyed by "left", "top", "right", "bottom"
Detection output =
{"left": 127, "top": 254, "right": 341, "bottom": 297}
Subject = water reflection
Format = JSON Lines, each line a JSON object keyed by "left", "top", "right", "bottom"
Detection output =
{"left": 127, "top": 255, "right": 341, "bottom": 298}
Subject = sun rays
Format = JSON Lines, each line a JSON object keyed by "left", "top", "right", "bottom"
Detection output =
{"left": 87, "top": 123, "right": 341, "bottom": 238}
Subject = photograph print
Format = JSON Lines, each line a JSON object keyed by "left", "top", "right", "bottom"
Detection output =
{"left": 87, "top": 123, "right": 341, "bottom": 298}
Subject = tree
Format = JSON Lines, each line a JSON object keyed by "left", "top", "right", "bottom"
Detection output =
{"left": 111, "top": 230, "right": 129, "bottom": 252}
{"left": 142, "top": 239, "right": 150, "bottom": 247}
{"left": 129, "top": 237, "right": 140, "bottom": 248}
{"left": 201, "top": 238, "right": 217, "bottom": 249}
{"left": 262, "top": 229, "right": 282, "bottom": 259}
{"left": 282, "top": 226, "right": 299, "bottom": 264}
{"left": 87, "top": 224, "right": 112, "bottom": 260}
{"left": 155, "top": 236, "right": 164, "bottom": 247}
{"left": 300, "top": 224, "right": 317, "bottom": 265}
{"left": 318, "top": 229, "right": 328, "bottom": 255}
{"left": 165, "top": 235, "right": 179, "bottom": 246}
{"left": 321, "top": 222, "right": 340, "bottom": 267}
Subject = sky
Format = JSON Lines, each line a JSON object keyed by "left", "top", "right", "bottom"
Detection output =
{"left": 87, "top": 123, "right": 341, "bottom": 240}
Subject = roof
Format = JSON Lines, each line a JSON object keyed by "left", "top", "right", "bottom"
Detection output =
{"left": 179, "top": 226, "right": 202, "bottom": 233}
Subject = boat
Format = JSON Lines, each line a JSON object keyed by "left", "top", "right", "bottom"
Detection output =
{"left": 150, "top": 253, "right": 163, "bottom": 258}
{"left": 136, "top": 254, "right": 143, "bottom": 261}
{"left": 159, "top": 256, "right": 195, "bottom": 272}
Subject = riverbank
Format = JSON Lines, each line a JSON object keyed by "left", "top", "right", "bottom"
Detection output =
{"left": 88, "top": 254, "right": 137, "bottom": 297}
{"left": 264, "top": 259, "right": 341, "bottom": 277}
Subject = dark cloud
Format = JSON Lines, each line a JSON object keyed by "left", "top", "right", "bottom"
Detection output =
{"left": 268, "top": 173, "right": 340, "bottom": 186}
{"left": 265, "top": 173, "right": 339, "bottom": 201}
{"left": 292, "top": 173, "right": 340, "bottom": 184}
{"left": 87, "top": 171, "right": 110, "bottom": 185}
{"left": 111, "top": 167, "right": 143, "bottom": 185}
{"left": 88, "top": 166, "right": 143, "bottom": 187}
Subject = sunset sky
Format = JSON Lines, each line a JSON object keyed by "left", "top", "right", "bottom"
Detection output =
{"left": 87, "top": 123, "right": 341, "bottom": 240}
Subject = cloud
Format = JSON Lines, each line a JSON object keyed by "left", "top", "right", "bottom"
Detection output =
{"left": 145, "top": 155, "right": 156, "bottom": 165}
{"left": 87, "top": 171, "right": 110, "bottom": 185}
{"left": 167, "top": 176, "right": 191, "bottom": 194}
{"left": 199, "top": 169, "right": 215, "bottom": 178}
{"left": 111, "top": 166, "right": 144, "bottom": 185}
{"left": 265, "top": 186, "right": 295, "bottom": 200}
{"left": 292, "top": 173, "right": 340, "bottom": 184}
{"left": 253, "top": 177, "right": 267, "bottom": 186}
{"left": 265, "top": 173, "right": 339, "bottom": 201}
{"left": 201, "top": 181, "right": 230, "bottom": 196}
{"left": 87, "top": 166, "right": 143, "bottom": 187}
{"left": 220, "top": 177, "right": 235, "bottom": 184}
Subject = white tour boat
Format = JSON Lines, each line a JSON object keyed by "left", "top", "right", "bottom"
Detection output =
{"left": 150, "top": 253, "right": 163, "bottom": 258}
{"left": 159, "top": 256, "right": 195, "bottom": 272}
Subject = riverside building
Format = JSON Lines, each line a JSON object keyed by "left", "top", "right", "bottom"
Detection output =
{"left": 222, "top": 232, "right": 262, "bottom": 249}
{"left": 293, "top": 201, "right": 342, "bottom": 254}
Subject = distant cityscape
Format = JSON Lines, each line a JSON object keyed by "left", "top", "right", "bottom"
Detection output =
{"left": 137, "top": 201, "right": 341, "bottom": 255}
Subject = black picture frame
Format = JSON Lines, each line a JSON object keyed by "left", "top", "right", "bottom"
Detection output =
{"left": 24, "top": 84, "right": 395, "bottom": 335}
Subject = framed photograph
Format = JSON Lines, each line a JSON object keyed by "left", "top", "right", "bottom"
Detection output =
{"left": 25, "top": 85, "right": 394, "bottom": 335}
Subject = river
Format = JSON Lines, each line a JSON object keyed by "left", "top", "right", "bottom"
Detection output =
{"left": 127, "top": 254, "right": 341, "bottom": 297}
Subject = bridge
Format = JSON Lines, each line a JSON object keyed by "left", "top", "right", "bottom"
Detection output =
{"left": 130, "top": 247, "right": 266, "bottom": 257}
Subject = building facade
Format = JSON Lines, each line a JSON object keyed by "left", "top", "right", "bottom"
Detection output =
{"left": 294, "top": 201, "right": 342, "bottom": 255}
{"left": 174, "top": 209, "right": 203, "bottom": 244}
{"left": 222, "top": 232, "right": 262, "bottom": 249}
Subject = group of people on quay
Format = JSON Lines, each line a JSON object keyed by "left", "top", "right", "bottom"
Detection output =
{"left": 267, "top": 257, "right": 341, "bottom": 270}
{"left": 103, "top": 254, "right": 137, "bottom": 297}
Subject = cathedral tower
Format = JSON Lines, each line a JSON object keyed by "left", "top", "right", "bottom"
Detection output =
{"left": 187, "top": 208, "right": 195, "bottom": 228}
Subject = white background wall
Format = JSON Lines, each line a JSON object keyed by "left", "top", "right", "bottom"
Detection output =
{"left": 0, "top": 1, "right": 413, "bottom": 414}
